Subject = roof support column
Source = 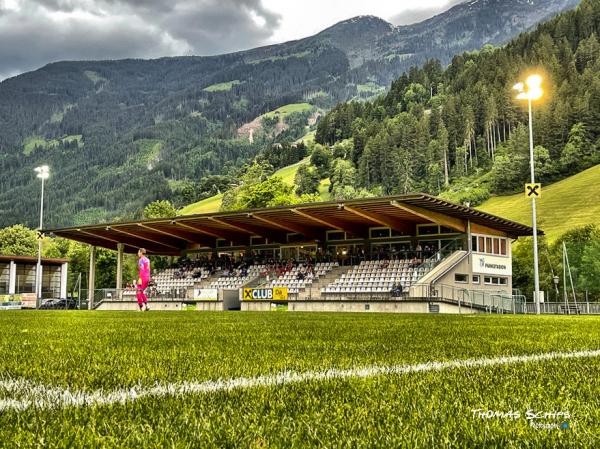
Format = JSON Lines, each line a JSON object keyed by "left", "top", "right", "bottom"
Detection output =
{"left": 60, "top": 263, "right": 68, "bottom": 299}
{"left": 8, "top": 261, "right": 16, "bottom": 295}
{"left": 88, "top": 245, "right": 96, "bottom": 310}
{"left": 116, "top": 243, "right": 124, "bottom": 294}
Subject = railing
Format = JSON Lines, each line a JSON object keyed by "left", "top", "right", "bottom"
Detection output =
{"left": 521, "top": 301, "right": 600, "bottom": 315}
{"left": 304, "top": 291, "right": 396, "bottom": 302}
{"left": 417, "top": 241, "right": 465, "bottom": 274}
{"left": 94, "top": 288, "right": 189, "bottom": 303}
{"left": 411, "top": 283, "right": 517, "bottom": 314}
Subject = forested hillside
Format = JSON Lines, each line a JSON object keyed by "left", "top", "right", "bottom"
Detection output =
{"left": 309, "top": 0, "right": 599, "bottom": 205}
{"left": 0, "top": 0, "right": 577, "bottom": 227}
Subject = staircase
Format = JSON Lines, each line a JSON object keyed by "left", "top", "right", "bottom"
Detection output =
{"left": 298, "top": 266, "right": 348, "bottom": 300}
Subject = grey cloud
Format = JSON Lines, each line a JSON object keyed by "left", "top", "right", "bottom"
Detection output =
{"left": 158, "top": 0, "right": 281, "bottom": 55}
{"left": 0, "top": 0, "right": 281, "bottom": 79}
{"left": 391, "top": 0, "right": 465, "bottom": 26}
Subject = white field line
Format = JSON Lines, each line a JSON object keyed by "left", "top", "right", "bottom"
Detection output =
{"left": 1, "top": 349, "right": 599, "bottom": 412}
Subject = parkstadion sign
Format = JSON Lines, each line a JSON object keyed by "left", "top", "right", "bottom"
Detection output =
{"left": 243, "top": 288, "right": 289, "bottom": 301}
{"left": 471, "top": 254, "right": 512, "bottom": 276}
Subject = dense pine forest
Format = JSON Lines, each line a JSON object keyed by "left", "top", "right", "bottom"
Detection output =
{"left": 309, "top": 0, "right": 600, "bottom": 205}
{"left": 0, "top": 0, "right": 578, "bottom": 228}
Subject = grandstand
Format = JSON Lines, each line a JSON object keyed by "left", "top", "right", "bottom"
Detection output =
{"left": 153, "top": 266, "right": 211, "bottom": 294}
{"left": 206, "top": 264, "right": 265, "bottom": 290}
{"left": 47, "top": 193, "right": 537, "bottom": 313}
{"left": 268, "top": 262, "right": 339, "bottom": 295}
{"left": 322, "top": 259, "right": 428, "bottom": 296}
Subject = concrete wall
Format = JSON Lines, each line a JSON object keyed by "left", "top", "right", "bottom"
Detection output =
{"left": 242, "top": 300, "right": 479, "bottom": 314}
{"left": 196, "top": 301, "right": 225, "bottom": 311}
{"left": 96, "top": 301, "right": 183, "bottom": 311}
{"left": 436, "top": 254, "right": 512, "bottom": 296}
{"left": 241, "top": 301, "right": 273, "bottom": 312}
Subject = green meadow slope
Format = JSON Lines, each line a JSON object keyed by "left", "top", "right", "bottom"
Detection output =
{"left": 179, "top": 157, "right": 331, "bottom": 215}
{"left": 478, "top": 165, "right": 600, "bottom": 241}
{"left": 179, "top": 130, "right": 328, "bottom": 215}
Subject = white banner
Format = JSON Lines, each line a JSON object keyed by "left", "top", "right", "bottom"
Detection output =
{"left": 471, "top": 254, "right": 512, "bottom": 276}
{"left": 193, "top": 288, "right": 219, "bottom": 301}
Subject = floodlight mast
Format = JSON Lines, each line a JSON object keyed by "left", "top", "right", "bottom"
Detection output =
{"left": 513, "top": 75, "right": 543, "bottom": 315}
{"left": 34, "top": 165, "right": 50, "bottom": 308}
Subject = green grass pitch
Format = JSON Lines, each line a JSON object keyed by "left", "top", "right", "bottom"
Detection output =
{"left": 0, "top": 312, "right": 599, "bottom": 448}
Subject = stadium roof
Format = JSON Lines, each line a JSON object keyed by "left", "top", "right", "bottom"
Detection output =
{"left": 0, "top": 255, "right": 68, "bottom": 265}
{"left": 46, "top": 194, "right": 537, "bottom": 256}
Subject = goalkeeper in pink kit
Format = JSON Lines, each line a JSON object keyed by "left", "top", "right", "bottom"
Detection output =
{"left": 136, "top": 248, "right": 151, "bottom": 311}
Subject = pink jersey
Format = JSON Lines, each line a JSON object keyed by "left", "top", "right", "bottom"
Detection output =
{"left": 138, "top": 256, "right": 150, "bottom": 282}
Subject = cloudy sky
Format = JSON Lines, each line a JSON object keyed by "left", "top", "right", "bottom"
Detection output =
{"left": 0, "top": 0, "right": 465, "bottom": 80}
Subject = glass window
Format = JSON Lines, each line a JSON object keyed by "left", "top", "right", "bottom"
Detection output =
{"left": 493, "top": 238, "right": 500, "bottom": 255}
{"left": 0, "top": 263, "right": 9, "bottom": 294}
{"left": 42, "top": 265, "right": 61, "bottom": 298}
{"left": 250, "top": 236, "right": 266, "bottom": 246}
{"left": 478, "top": 237, "right": 485, "bottom": 253}
{"left": 418, "top": 225, "right": 438, "bottom": 235}
{"left": 327, "top": 231, "right": 345, "bottom": 241}
{"left": 15, "top": 264, "right": 36, "bottom": 294}
{"left": 471, "top": 236, "right": 478, "bottom": 252}
{"left": 484, "top": 276, "right": 508, "bottom": 286}
{"left": 500, "top": 239, "right": 507, "bottom": 256}
{"left": 455, "top": 274, "right": 468, "bottom": 283}
{"left": 486, "top": 237, "right": 493, "bottom": 254}
{"left": 472, "top": 275, "right": 480, "bottom": 284}
{"left": 440, "top": 226, "right": 455, "bottom": 234}
{"left": 370, "top": 228, "right": 391, "bottom": 239}
{"left": 287, "top": 233, "right": 304, "bottom": 244}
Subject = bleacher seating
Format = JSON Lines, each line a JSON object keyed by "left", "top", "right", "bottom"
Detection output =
{"left": 321, "top": 260, "right": 429, "bottom": 294}
{"left": 153, "top": 267, "right": 211, "bottom": 294}
{"left": 206, "top": 265, "right": 266, "bottom": 290}
{"left": 269, "top": 262, "right": 338, "bottom": 294}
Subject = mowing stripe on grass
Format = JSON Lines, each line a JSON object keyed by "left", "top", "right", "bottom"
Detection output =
{"left": 1, "top": 349, "right": 599, "bottom": 412}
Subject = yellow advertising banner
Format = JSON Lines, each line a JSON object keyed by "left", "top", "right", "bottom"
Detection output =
{"left": 243, "top": 287, "right": 288, "bottom": 301}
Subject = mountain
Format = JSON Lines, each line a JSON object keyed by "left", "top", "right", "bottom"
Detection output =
{"left": 0, "top": 0, "right": 580, "bottom": 228}
{"left": 310, "top": 0, "right": 600, "bottom": 223}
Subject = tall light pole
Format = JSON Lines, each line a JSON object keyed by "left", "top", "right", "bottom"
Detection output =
{"left": 34, "top": 165, "right": 50, "bottom": 308}
{"left": 513, "top": 75, "right": 543, "bottom": 315}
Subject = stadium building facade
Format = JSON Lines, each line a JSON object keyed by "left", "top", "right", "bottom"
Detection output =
{"left": 47, "top": 194, "right": 537, "bottom": 314}
{"left": 0, "top": 255, "right": 68, "bottom": 307}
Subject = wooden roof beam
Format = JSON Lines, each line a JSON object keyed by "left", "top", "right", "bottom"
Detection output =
{"left": 390, "top": 201, "right": 466, "bottom": 233}
{"left": 138, "top": 223, "right": 215, "bottom": 246}
{"left": 175, "top": 220, "right": 248, "bottom": 246}
{"left": 291, "top": 208, "right": 369, "bottom": 239}
{"left": 109, "top": 226, "right": 182, "bottom": 250}
{"left": 73, "top": 230, "right": 166, "bottom": 254}
{"left": 210, "top": 217, "right": 288, "bottom": 243}
{"left": 341, "top": 205, "right": 415, "bottom": 235}
{"left": 250, "top": 213, "right": 320, "bottom": 240}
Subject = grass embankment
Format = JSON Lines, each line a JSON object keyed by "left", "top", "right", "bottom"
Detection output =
{"left": 180, "top": 130, "right": 328, "bottom": 215}
{"left": 478, "top": 164, "right": 600, "bottom": 241}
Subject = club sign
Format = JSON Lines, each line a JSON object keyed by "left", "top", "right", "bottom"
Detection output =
{"left": 243, "top": 288, "right": 288, "bottom": 301}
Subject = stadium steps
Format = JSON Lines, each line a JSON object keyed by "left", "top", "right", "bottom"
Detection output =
{"left": 410, "top": 251, "right": 469, "bottom": 294}
{"left": 195, "top": 272, "right": 223, "bottom": 289}
{"left": 298, "top": 266, "right": 351, "bottom": 300}
{"left": 243, "top": 275, "right": 263, "bottom": 288}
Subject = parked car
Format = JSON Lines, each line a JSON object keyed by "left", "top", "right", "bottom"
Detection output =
{"left": 40, "top": 299, "right": 59, "bottom": 309}
{"left": 40, "top": 298, "right": 77, "bottom": 310}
